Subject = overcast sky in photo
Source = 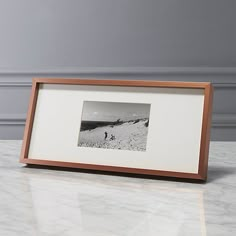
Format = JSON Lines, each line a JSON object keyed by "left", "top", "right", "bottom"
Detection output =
{"left": 81, "top": 101, "right": 151, "bottom": 122}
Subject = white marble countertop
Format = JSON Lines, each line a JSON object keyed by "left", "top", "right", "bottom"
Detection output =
{"left": 0, "top": 141, "right": 235, "bottom": 236}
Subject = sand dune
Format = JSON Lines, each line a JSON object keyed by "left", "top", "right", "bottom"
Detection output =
{"left": 78, "top": 119, "right": 149, "bottom": 152}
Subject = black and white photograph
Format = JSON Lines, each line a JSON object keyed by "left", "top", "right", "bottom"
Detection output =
{"left": 78, "top": 101, "right": 151, "bottom": 151}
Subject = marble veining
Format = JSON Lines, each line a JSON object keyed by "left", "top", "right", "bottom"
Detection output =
{"left": 0, "top": 141, "right": 236, "bottom": 236}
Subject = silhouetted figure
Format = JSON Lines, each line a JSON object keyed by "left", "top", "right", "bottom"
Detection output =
{"left": 104, "top": 132, "right": 108, "bottom": 140}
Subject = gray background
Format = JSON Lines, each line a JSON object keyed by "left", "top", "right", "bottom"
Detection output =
{"left": 0, "top": 0, "right": 235, "bottom": 140}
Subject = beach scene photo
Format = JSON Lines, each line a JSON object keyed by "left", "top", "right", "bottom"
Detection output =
{"left": 78, "top": 101, "right": 151, "bottom": 152}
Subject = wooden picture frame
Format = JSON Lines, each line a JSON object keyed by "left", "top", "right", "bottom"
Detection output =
{"left": 20, "top": 78, "right": 213, "bottom": 181}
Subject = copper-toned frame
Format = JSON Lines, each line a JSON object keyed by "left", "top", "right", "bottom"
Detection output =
{"left": 20, "top": 78, "right": 213, "bottom": 181}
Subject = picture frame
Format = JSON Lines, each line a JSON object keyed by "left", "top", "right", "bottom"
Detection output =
{"left": 20, "top": 78, "right": 213, "bottom": 181}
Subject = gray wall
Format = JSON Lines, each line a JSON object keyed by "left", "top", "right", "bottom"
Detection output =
{"left": 0, "top": 0, "right": 235, "bottom": 140}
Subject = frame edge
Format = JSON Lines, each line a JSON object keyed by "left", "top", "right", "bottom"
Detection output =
{"left": 20, "top": 79, "right": 39, "bottom": 162}
{"left": 198, "top": 83, "right": 214, "bottom": 180}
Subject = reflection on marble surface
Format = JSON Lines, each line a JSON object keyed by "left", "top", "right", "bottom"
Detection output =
{"left": 0, "top": 141, "right": 235, "bottom": 236}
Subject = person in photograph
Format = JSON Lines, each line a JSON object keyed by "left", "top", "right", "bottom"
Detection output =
{"left": 104, "top": 131, "right": 108, "bottom": 140}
